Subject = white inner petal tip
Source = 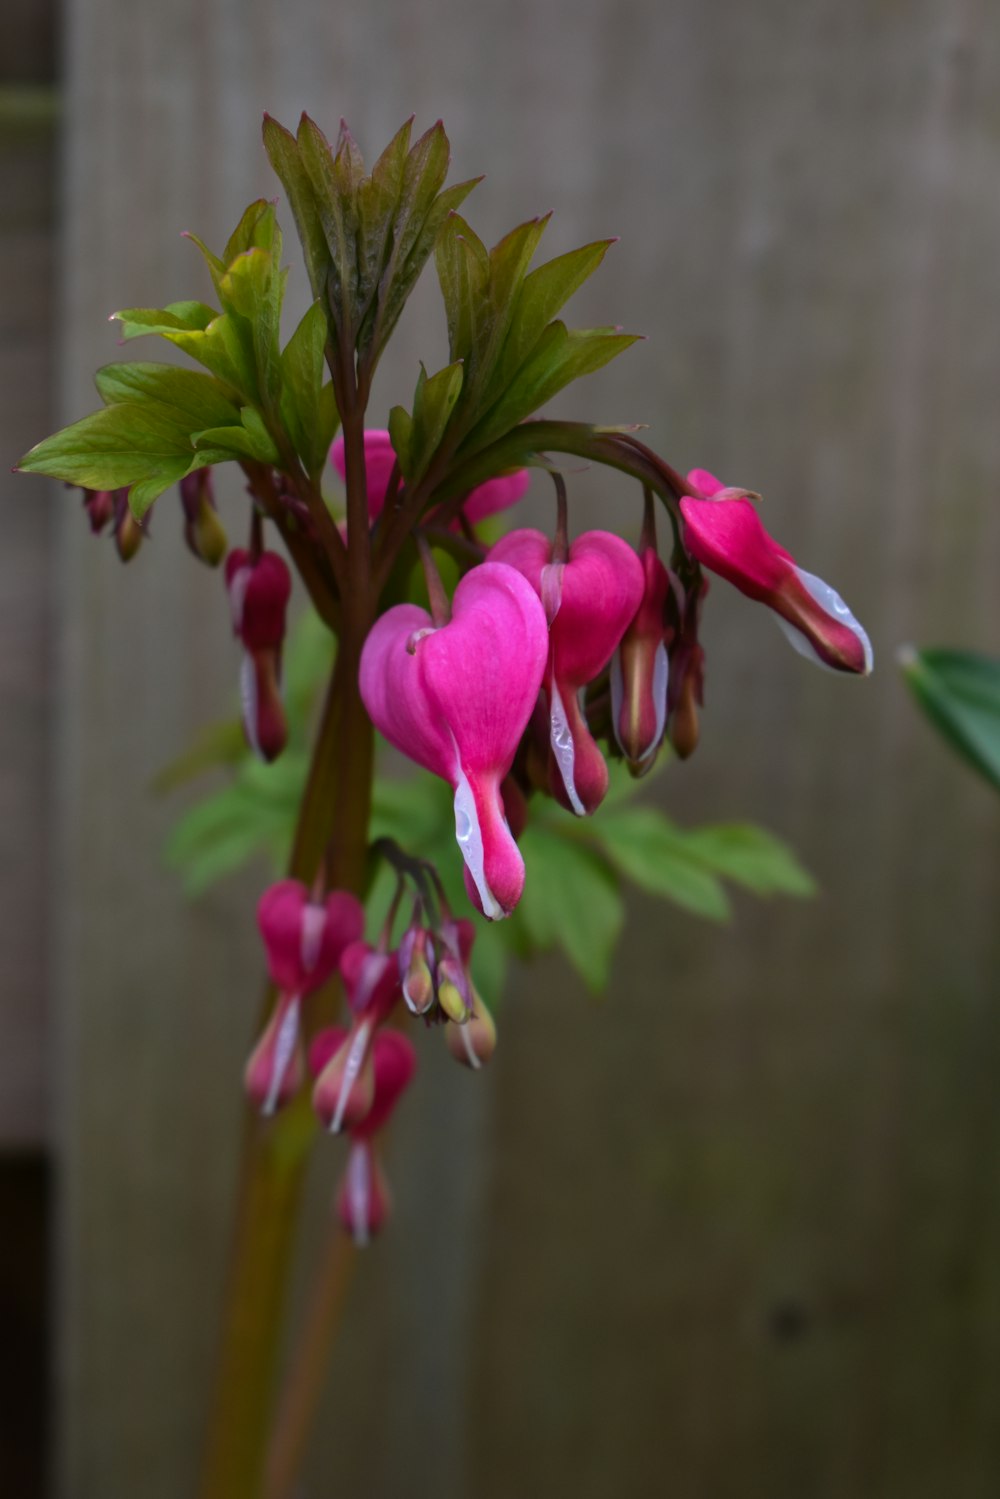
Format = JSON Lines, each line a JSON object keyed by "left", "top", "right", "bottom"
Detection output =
{"left": 239, "top": 652, "right": 265, "bottom": 760}
{"left": 774, "top": 567, "right": 874, "bottom": 675}
{"left": 548, "top": 679, "right": 586, "bottom": 816}
{"left": 263, "top": 998, "right": 300, "bottom": 1116}
{"left": 452, "top": 768, "right": 504, "bottom": 920}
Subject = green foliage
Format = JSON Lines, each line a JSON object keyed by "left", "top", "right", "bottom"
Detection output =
{"left": 161, "top": 609, "right": 815, "bottom": 1007}
{"left": 17, "top": 201, "right": 339, "bottom": 515}
{"left": 263, "top": 113, "right": 479, "bottom": 380}
{"left": 387, "top": 214, "right": 634, "bottom": 487}
{"left": 901, "top": 646, "right": 1000, "bottom": 795}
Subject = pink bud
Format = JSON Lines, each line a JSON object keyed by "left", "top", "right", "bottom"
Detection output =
{"left": 398, "top": 925, "right": 436, "bottom": 1015}
{"left": 339, "top": 941, "right": 402, "bottom": 1020}
{"left": 610, "top": 546, "right": 671, "bottom": 772}
{"left": 491, "top": 528, "right": 645, "bottom": 814}
{"left": 244, "top": 992, "right": 304, "bottom": 1116}
{"left": 445, "top": 989, "right": 497, "bottom": 1070}
{"left": 680, "top": 472, "right": 873, "bottom": 675}
{"left": 331, "top": 429, "right": 529, "bottom": 525}
{"left": 310, "top": 1024, "right": 377, "bottom": 1133}
{"left": 112, "top": 489, "right": 144, "bottom": 561}
{"left": 82, "top": 488, "right": 115, "bottom": 534}
{"left": 257, "top": 881, "right": 365, "bottom": 995}
{"left": 360, "top": 562, "right": 549, "bottom": 919}
{"left": 353, "top": 1030, "right": 417, "bottom": 1139}
{"left": 179, "top": 467, "right": 227, "bottom": 567}
{"left": 225, "top": 548, "right": 293, "bottom": 761}
{"left": 336, "top": 1139, "right": 391, "bottom": 1246}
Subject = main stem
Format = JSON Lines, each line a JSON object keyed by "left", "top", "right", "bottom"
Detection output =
{"left": 198, "top": 628, "right": 374, "bottom": 1499}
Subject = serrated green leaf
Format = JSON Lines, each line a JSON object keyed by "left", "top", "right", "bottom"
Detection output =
{"left": 17, "top": 402, "right": 197, "bottom": 497}
{"left": 95, "top": 362, "right": 241, "bottom": 428}
{"left": 679, "top": 824, "right": 816, "bottom": 898}
{"left": 192, "top": 406, "right": 279, "bottom": 465}
{"left": 514, "top": 823, "right": 624, "bottom": 992}
{"left": 463, "top": 323, "right": 639, "bottom": 454}
{"left": 263, "top": 114, "right": 332, "bottom": 304}
{"left": 902, "top": 646, "right": 1000, "bottom": 794}
{"left": 485, "top": 239, "right": 616, "bottom": 406}
{"left": 113, "top": 302, "right": 218, "bottom": 340}
{"left": 590, "top": 808, "right": 731, "bottom": 921}
{"left": 280, "top": 301, "right": 340, "bottom": 477}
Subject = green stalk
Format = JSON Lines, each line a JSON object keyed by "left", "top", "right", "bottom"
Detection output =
{"left": 198, "top": 634, "right": 374, "bottom": 1499}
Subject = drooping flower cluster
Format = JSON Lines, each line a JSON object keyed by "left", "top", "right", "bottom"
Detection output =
{"left": 246, "top": 868, "right": 495, "bottom": 1244}
{"left": 358, "top": 437, "right": 872, "bottom": 928}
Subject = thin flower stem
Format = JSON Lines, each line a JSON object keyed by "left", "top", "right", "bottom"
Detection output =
{"left": 264, "top": 1229, "right": 359, "bottom": 1499}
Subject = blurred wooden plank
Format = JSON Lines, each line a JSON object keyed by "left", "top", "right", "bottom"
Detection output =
{"left": 0, "top": 6, "right": 58, "bottom": 1145}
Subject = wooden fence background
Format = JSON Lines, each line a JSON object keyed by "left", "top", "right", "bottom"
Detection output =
{"left": 3, "top": 0, "right": 1000, "bottom": 1495}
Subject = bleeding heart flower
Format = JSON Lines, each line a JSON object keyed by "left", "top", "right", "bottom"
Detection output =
{"left": 610, "top": 544, "right": 671, "bottom": 773}
{"left": 244, "top": 882, "right": 365, "bottom": 1118}
{"left": 331, "top": 429, "right": 530, "bottom": 524}
{"left": 225, "top": 548, "right": 293, "bottom": 761}
{"left": 490, "top": 528, "right": 645, "bottom": 814}
{"left": 680, "top": 470, "right": 873, "bottom": 675}
{"left": 179, "top": 467, "right": 227, "bottom": 567}
{"left": 360, "top": 561, "right": 548, "bottom": 918}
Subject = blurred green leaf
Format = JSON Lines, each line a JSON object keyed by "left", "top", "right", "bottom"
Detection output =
{"left": 113, "top": 301, "right": 217, "bottom": 339}
{"left": 513, "top": 823, "right": 624, "bottom": 992}
{"left": 901, "top": 646, "right": 1000, "bottom": 795}
{"left": 589, "top": 807, "right": 731, "bottom": 921}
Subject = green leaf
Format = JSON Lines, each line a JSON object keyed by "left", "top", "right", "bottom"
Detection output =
{"left": 463, "top": 322, "right": 640, "bottom": 454}
{"left": 192, "top": 406, "right": 280, "bottom": 465}
{"left": 901, "top": 646, "right": 1000, "bottom": 795}
{"left": 95, "top": 362, "right": 241, "bottom": 428}
{"left": 356, "top": 117, "right": 413, "bottom": 311}
{"left": 387, "top": 406, "right": 414, "bottom": 478}
{"left": 223, "top": 198, "right": 279, "bottom": 265}
{"left": 590, "top": 807, "right": 731, "bottom": 921}
{"left": 17, "top": 402, "right": 198, "bottom": 499}
{"left": 513, "top": 824, "right": 624, "bottom": 992}
{"left": 485, "top": 238, "right": 616, "bottom": 406}
{"left": 219, "top": 246, "right": 286, "bottom": 406}
{"left": 113, "top": 301, "right": 218, "bottom": 339}
{"left": 470, "top": 215, "right": 551, "bottom": 399}
{"left": 263, "top": 114, "right": 332, "bottom": 304}
{"left": 680, "top": 824, "right": 816, "bottom": 897}
{"left": 280, "top": 301, "right": 340, "bottom": 477}
{"left": 409, "top": 360, "right": 465, "bottom": 479}
{"left": 297, "top": 113, "right": 359, "bottom": 338}
{"left": 435, "top": 212, "right": 489, "bottom": 365}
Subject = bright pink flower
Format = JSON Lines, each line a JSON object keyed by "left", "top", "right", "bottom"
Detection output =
{"left": 610, "top": 545, "right": 671, "bottom": 772}
{"left": 331, "top": 429, "right": 530, "bottom": 524}
{"left": 257, "top": 881, "right": 365, "bottom": 995}
{"left": 490, "top": 528, "right": 645, "bottom": 814}
{"left": 225, "top": 548, "right": 293, "bottom": 761}
{"left": 680, "top": 470, "right": 873, "bottom": 675}
{"left": 360, "top": 562, "right": 548, "bottom": 919}
{"left": 310, "top": 1008, "right": 415, "bottom": 1141}
{"left": 310, "top": 941, "right": 403, "bottom": 1132}
{"left": 244, "top": 882, "right": 365, "bottom": 1117}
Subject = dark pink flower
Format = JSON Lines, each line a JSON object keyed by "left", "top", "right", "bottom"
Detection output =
{"left": 331, "top": 429, "right": 530, "bottom": 525}
{"left": 490, "top": 528, "right": 645, "bottom": 814}
{"left": 360, "top": 562, "right": 548, "bottom": 918}
{"left": 178, "top": 467, "right": 227, "bottom": 567}
{"left": 680, "top": 469, "right": 872, "bottom": 675}
{"left": 225, "top": 548, "right": 293, "bottom": 761}
{"left": 310, "top": 942, "right": 403, "bottom": 1133}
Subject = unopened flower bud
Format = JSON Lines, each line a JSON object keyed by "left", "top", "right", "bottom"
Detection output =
{"left": 244, "top": 993, "right": 304, "bottom": 1116}
{"left": 398, "top": 926, "right": 435, "bottom": 1015}
{"left": 445, "top": 989, "right": 497, "bottom": 1070}
{"left": 668, "top": 655, "right": 702, "bottom": 760}
{"left": 82, "top": 488, "right": 115, "bottom": 534}
{"left": 179, "top": 468, "right": 227, "bottom": 567}
{"left": 225, "top": 547, "right": 292, "bottom": 762}
{"left": 113, "top": 490, "right": 144, "bottom": 561}
{"left": 310, "top": 1023, "right": 377, "bottom": 1134}
{"left": 611, "top": 545, "right": 671, "bottom": 774}
{"left": 336, "top": 1139, "right": 391, "bottom": 1246}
